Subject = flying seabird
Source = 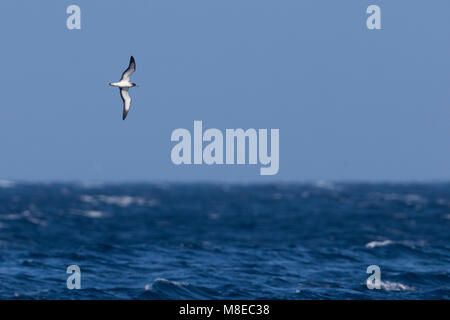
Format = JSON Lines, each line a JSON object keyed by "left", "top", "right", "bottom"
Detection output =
{"left": 109, "top": 56, "right": 137, "bottom": 120}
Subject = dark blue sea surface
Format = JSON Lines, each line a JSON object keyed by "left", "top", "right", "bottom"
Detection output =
{"left": 0, "top": 182, "right": 448, "bottom": 299}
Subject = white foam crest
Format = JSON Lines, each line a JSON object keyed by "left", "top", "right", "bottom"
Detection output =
{"left": 80, "top": 195, "right": 98, "bottom": 205}
{"left": 70, "top": 209, "right": 109, "bottom": 219}
{"left": 314, "top": 180, "right": 336, "bottom": 190}
{"left": 144, "top": 278, "right": 189, "bottom": 291}
{"left": 0, "top": 213, "right": 24, "bottom": 220}
{"left": 83, "top": 210, "right": 106, "bottom": 218}
{"left": 0, "top": 210, "right": 47, "bottom": 226}
{"left": 365, "top": 240, "right": 393, "bottom": 248}
{"left": 380, "top": 281, "right": 415, "bottom": 291}
{"left": 26, "top": 216, "right": 47, "bottom": 227}
{"left": 0, "top": 180, "right": 15, "bottom": 188}
{"left": 98, "top": 195, "right": 137, "bottom": 207}
{"left": 80, "top": 195, "right": 159, "bottom": 207}
{"left": 370, "top": 193, "right": 427, "bottom": 205}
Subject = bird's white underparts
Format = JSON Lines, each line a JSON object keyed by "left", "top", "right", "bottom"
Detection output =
{"left": 109, "top": 56, "right": 137, "bottom": 120}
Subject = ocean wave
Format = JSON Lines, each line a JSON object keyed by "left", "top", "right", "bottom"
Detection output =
{"left": 0, "top": 213, "right": 24, "bottom": 221}
{"left": 314, "top": 180, "right": 337, "bottom": 191}
{"left": 0, "top": 183, "right": 448, "bottom": 299}
{"left": 144, "top": 278, "right": 189, "bottom": 291}
{"left": 0, "top": 180, "right": 14, "bottom": 188}
{"left": 0, "top": 210, "right": 47, "bottom": 227}
{"left": 380, "top": 281, "right": 415, "bottom": 291}
{"left": 141, "top": 278, "right": 215, "bottom": 299}
{"left": 369, "top": 193, "right": 427, "bottom": 205}
{"left": 81, "top": 195, "right": 159, "bottom": 207}
{"left": 365, "top": 240, "right": 393, "bottom": 248}
{"left": 365, "top": 239, "right": 427, "bottom": 250}
{"left": 80, "top": 210, "right": 107, "bottom": 219}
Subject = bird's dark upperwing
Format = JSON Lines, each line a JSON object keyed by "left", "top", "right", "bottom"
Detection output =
{"left": 120, "top": 88, "right": 131, "bottom": 120}
{"left": 120, "top": 56, "right": 136, "bottom": 81}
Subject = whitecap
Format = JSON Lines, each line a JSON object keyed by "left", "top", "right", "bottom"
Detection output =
{"left": 70, "top": 209, "right": 109, "bottom": 219}
{"left": 0, "top": 180, "right": 14, "bottom": 188}
{"left": 371, "top": 193, "right": 427, "bottom": 205}
{"left": 144, "top": 278, "right": 189, "bottom": 291}
{"left": 380, "top": 281, "right": 415, "bottom": 291}
{"left": 80, "top": 195, "right": 159, "bottom": 207}
{"left": 83, "top": 210, "right": 106, "bottom": 218}
{"left": 80, "top": 195, "right": 98, "bottom": 205}
{"left": 0, "top": 213, "right": 24, "bottom": 220}
{"left": 98, "top": 195, "right": 135, "bottom": 207}
{"left": 26, "top": 217, "right": 47, "bottom": 227}
{"left": 403, "top": 194, "right": 427, "bottom": 205}
{"left": 314, "top": 180, "right": 336, "bottom": 190}
{"left": 365, "top": 240, "right": 393, "bottom": 248}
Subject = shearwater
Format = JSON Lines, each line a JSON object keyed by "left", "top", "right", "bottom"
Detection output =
{"left": 109, "top": 56, "right": 138, "bottom": 120}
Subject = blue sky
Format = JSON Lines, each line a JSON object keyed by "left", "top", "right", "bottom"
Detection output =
{"left": 0, "top": 0, "right": 449, "bottom": 182}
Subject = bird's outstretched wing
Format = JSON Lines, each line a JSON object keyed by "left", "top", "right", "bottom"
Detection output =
{"left": 120, "top": 56, "right": 136, "bottom": 81}
{"left": 120, "top": 88, "right": 131, "bottom": 120}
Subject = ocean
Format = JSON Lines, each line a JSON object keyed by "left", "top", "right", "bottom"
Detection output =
{"left": 0, "top": 182, "right": 448, "bottom": 299}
